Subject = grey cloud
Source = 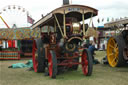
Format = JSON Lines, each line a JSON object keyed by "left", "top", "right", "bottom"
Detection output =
{"left": 97, "top": 1, "right": 128, "bottom": 10}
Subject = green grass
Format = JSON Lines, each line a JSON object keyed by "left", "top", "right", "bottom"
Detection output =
{"left": 0, "top": 51, "right": 128, "bottom": 85}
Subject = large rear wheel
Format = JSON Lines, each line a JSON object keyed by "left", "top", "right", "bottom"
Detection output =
{"left": 81, "top": 49, "right": 93, "bottom": 76}
{"left": 107, "top": 35, "right": 126, "bottom": 67}
{"left": 48, "top": 50, "right": 57, "bottom": 78}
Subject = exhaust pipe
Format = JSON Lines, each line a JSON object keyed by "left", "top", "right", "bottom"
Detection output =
{"left": 63, "top": 0, "right": 69, "bottom": 5}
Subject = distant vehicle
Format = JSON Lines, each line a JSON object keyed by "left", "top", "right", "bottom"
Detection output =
{"left": 105, "top": 19, "right": 128, "bottom": 67}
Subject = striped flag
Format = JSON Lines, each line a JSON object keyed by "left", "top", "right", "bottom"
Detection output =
{"left": 107, "top": 17, "right": 109, "bottom": 22}
{"left": 111, "top": 18, "right": 114, "bottom": 22}
{"left": 27, "top": 13, "right": 35, "bottom": 24}
{"left": 97, "top": 18, "right": 100, "bottom": 23}
{"left": 102, "top": 18, "right": 104, "bottom": 22}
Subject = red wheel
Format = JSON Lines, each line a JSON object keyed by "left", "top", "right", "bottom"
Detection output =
{"left": 32, "top": 40, "right": 38, "bottom": 72}
{"left": 48, "top": 50, "right": 57, "bottom": 78}
{"left": 32, "top": 39, "right": 45, "bottom": 72}
{"left": 81, "top": 49, "right": 93, "bottom": 76}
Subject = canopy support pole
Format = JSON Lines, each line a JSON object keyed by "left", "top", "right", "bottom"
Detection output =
{"left": 63, "top": 10, "right": 67, "bottom": 38}
{"left": 54, "top": 14, "right": 64, "bottom": 38}
{"left": 54, "top": 20, "right": 56, "bottom": 32}
{"left": 88, "top": 13, "right": 93, "bottom": 27}
{"left": 82, "top": 10, "right": 85, "bottom": 36}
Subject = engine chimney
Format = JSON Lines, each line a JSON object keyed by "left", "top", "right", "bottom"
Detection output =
{"left": 63, "top": 0, "right": 69, "bottom": 5}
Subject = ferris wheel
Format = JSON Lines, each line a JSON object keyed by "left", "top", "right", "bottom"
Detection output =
{"left": 0, "top": 5, "right": 33, "bottom": 28}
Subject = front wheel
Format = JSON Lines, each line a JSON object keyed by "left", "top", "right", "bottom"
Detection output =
{"left": 32, "top": 39, "right": 45, "bottom": 72}
{"left": 48, "top": 50, "right": 57, "bottom": 78}
{"left": 81, "top": 49, "right": 93, "bottom": 76}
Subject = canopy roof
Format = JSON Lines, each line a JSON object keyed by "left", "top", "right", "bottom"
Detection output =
{"left": 104, "top": 18, "right": 128, "bottom": 28}
{"left": 32, "top": 5, "right": 98, "bottom": 29}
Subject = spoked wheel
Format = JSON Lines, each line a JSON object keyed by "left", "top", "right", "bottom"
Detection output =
{"left": 107, "top": 36, "right": 126, "bottom": 67}
{"left": 81, "top": 49, "right": 93, "bottom": 76}
{"left": 48, "top": 50, "right": 57, "bottom": 78}
{"left": 32, "top": 39, "right": 45, "bottom": 72}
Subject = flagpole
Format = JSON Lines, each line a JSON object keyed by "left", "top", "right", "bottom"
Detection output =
{"left": 27, "top": 12, "right": 28, "bottom": 27}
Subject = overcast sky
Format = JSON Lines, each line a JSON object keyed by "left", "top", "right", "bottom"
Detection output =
{"left": 0, "top": 0, "right": 128, "bottom": 28}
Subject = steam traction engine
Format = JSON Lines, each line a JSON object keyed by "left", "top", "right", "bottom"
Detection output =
{"left": 105, "top": 19, "right": 128, "bottom": 67}
{"left": 32, "top": 5, "right": 98, "bottom": 78}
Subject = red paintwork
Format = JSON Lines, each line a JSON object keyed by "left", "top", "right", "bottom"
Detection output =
{"left": 0, "top": 51, "right": 20, "bottom": 60}
{"left": 82, "top": 51, "right": 88, "bottom": 75}
{"left": 57, "top": 62, "right": 81, "bottom": 66}
{"left": 32, "top": 40, "right": 38, "bottom": 72}
{"left": 48, "top": 51, "right": 53, "bottom": 77}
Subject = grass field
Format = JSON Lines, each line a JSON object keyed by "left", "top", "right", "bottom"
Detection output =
{"left": 0, "top": 51, "right": 128, "bottom": 85}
